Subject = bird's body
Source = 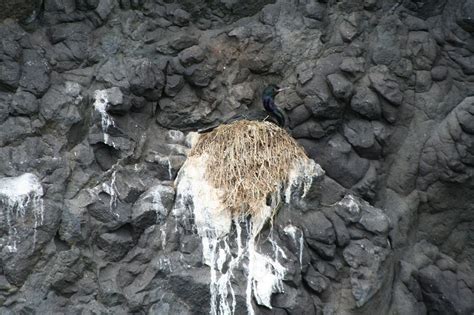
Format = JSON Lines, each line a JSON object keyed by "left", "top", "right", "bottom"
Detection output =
{"left": 262, "top": 85, "right": 286, "bottom": 127}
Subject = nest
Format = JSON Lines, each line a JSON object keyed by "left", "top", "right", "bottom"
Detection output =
{"left": 190, "top": 120, "right": 309, "bottom": 217}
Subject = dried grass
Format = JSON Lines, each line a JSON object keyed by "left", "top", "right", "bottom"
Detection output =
{"left": 190, "top": 120, "right": 309, "bottom": 217}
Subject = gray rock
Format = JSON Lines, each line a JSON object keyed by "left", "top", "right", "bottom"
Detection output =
{"left": 288, "top": 104, "right": 311, "bottom": 128}
{"left": 259, "top": 3, "right": 280, "bottom": 26}
{"left": 19, "top": 50, "right": 50, "bottom": 97}
{"left": 157, "top": 85, "right": 213, "bottom": 129}
{"left": 334, "top": 194, "right": 362, "bottom": 223}
{"left": 343, "top": 119, "right": 381, "bottom": 159}
{"left": 104, "top": 87, "right": 123, "bottom": 106}
{"left": 304, "top": 95, "right": 344, "bottom": 119}
{"left": 292, "top": 119, "right": 334, "bottom": 139}
{"left": 48, "top": 248, "right": 84, "bottom": 294}
{"left": 343, "top": 239, "right": 391, "bottom": 307}
{"left": 0, "top": 93, "right": 11, "bottom": 123}
{"left": 343, "top": 119, "right": 374, "bottom": 149}
{"left": 96, "top": 57, "right": 129, "bottom": 89}
{"left": 250, "top": 23, "right": 274, "bottom": 43}
{"left": 0, "top": 60, "right": 21, "bottom": 92}
{"left": 350, "top": 87, "right": 381, "bottom": 119}
{"left": 404, "top": 15, "right": 429, "bottom": 31}
{"left": 324, "top": 210, "right": 350, "bottom": 247}
{"left": 307, "top": 239, "right": 336, "bottom": 260}
{"left": 417, "top": 264, "right": 474, "bottom": 314}
{"left": 178, "top": 45, "right": 205, "bottom": 66}
{"left": 171, "top": 8, "right": 191, "bottom": 26}
{"left": 431, "top": 65, "right": 448, "bottom": 81}
{"left": 393, "top": 58, "right": 414, "bottom": 79}
{"left": 272, "top": 284, "right": 316, "bottom": 314}
{"left": 164, "top": 74, "right": 185, "bottom": 97}
{"left": 97, "top": 226, "right": 134, "bottom": 261}
{"left": 302, "top": 211, "right": 335, "bottom": 245}
{"left": 168, "top": 34, "right": 199, "bottom": 51}
{"left": 0, "top": 0, "right": 39, "bottom": 21}
{"left": 133, "top": 184, "right": 175, "bottom": 228}
{"left": 364, "top": 0, "right": 377, "bottom": 10}
{"left": 45, "top": 0, "right": 76, "bottom": 13}
{"left": 415, "top": 70, "right": 432, "bottom": 93}
{"left": 184, "top": 63, "right": 216, "bottom": 87}
{"left": 304, "top": 266, "right": 329, "bottom": 294}
{"left": 95, "top": 0, "right": 114, "bottom": 21}
{"left": 340, "top": 57, "right": 365, "bottom": 75}
{"left": 127, "top": 58, "right": 165, "bottom": 101}
{"left": 39, "top": 83, "right": 82, "bottom": 126}
{"left": 301, "top": 135, "right": 370, "bottom": 188}
{"left": 407, "top": 31, "right": 437, "bottom": 70}
{"left": 165, "top": 130, "right": 185, "bottom": 144}
{"left": 457, "top": 0, "right": 474, "bottom": 32}
{"left": 457, "top": 97, "right": 474, "bottom": 134}
{"left": 11, "top": 90, "right": 38, "bottom": 115}
{"left": 296, "top": 62, "right": 314, "bottom": 85}
{"left": 369, "top": 66, "right": 403, "bottom": 106}
{"left": 327, "top": 73, "right": 353, "bottom": 102}
{"left": 370, "top": 16, "right": 402, "bottom": 66}
{"left": 303, "top": 1, "right": 325, "bottom": 20}
{"left": 232, "top": 83, "right": 254, "bottom": 104}
{"left": 0, "top": 39, "right": 21, "bottom": 62}
{"left": 339, "top": 20, "right": 358, "bottom": 42}
{"left": 228, "top": 26, "right": 251, "bottom": 40}
{"left": 241, "top": 45, "right": 274, "bottom": 74}
{"left": 0, "top": 116, "right": 34, "bottom": 146}
{"left": 359, "top": 203, "right": 390, "bottom": 235}
{"left": 313, "top": 260, "right": 339, "bottom": 281}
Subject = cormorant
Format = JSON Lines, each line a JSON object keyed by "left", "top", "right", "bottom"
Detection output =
{"left": 262, "top": 84, "right": 286, "bottom": 127}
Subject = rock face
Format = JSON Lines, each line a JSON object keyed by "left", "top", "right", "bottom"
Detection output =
{"left": 0, "top": 0, "right": 473, "bottom": 314}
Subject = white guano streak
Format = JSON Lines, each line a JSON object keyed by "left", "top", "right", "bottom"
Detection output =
{"left": 174, "top": 155, "right": 321, "bottom": 314}
{"left": 0, "top": 173, "right": 44, "bottom": 252}
{"left": 93, "top": 89, "right": 116, "bottom": 147}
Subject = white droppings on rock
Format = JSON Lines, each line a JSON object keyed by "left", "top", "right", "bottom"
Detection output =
{"left": 142, "top": 185, "right": 171, "bottom": 216}
{"left": 174, "top": 154, "right": 238, "bottom": 315}
{"left": 283, "top": 224, "right": 298, "bottom": 238}
{"left": 167, "top": 159, "right": 173, "bottom": 180}
{"left": 173, "top": 154, "right": 231, "bottom": 238}
{"left": 337, "top": 194, "right": 361, "bottom": 222}
{"left": 250, "top": 249, "right": 286, "bottom": 308}
{"left": 93, "top": 89, "right": 116, "bottom": 147}
{"left": 284, "top": 224, "right": 304, "bottom": 267}
{"left": 161, "top": 223, "right": 167, "bottom": 249}
{"left": 285, "top": 159, "right": 323, "bottom": 203}
{"left": 341, "top": 195, "right": 359, "bottom": 211}
{"left": 166, "top": 130, "right": 185, "bottom": 144}
{"left": 184, "top": 131, "right": 200, "bottom": 148}
{"left": 0, "top": 173, "right": 44, "bottom": 253}
{"left": 173, "top": 154, "right": 323, "bottom": 314}
{"left": 102, "top": 169, "right": 119, "bottom": 217}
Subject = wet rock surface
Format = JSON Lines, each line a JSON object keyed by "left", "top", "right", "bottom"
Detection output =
{"left": 0, "top": 0, "right": 473, "bottom": 314}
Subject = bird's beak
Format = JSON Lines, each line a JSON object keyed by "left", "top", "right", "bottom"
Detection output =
{"left": 276, "top": 87, "right": 290, "bottom": 92}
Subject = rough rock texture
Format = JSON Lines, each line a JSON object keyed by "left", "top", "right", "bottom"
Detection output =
{"left": 0, "top": 0, "right": 473, "bottom": 314}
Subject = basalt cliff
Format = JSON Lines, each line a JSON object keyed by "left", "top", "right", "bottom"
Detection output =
{"left": 0, "top": 0, "right": 473, "bottom": 314}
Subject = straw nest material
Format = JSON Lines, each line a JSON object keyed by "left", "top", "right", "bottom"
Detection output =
{"left": 190, "top": 120, "right": 309, "bottom": 217}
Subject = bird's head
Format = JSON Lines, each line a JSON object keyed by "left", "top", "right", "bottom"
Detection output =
{"left": 263, "top": 84, "right": 282, "bottom": 98}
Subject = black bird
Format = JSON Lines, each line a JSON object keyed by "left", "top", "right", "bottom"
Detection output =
{"left": 262, "top": 84, "right": 286, "bottom": 127}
